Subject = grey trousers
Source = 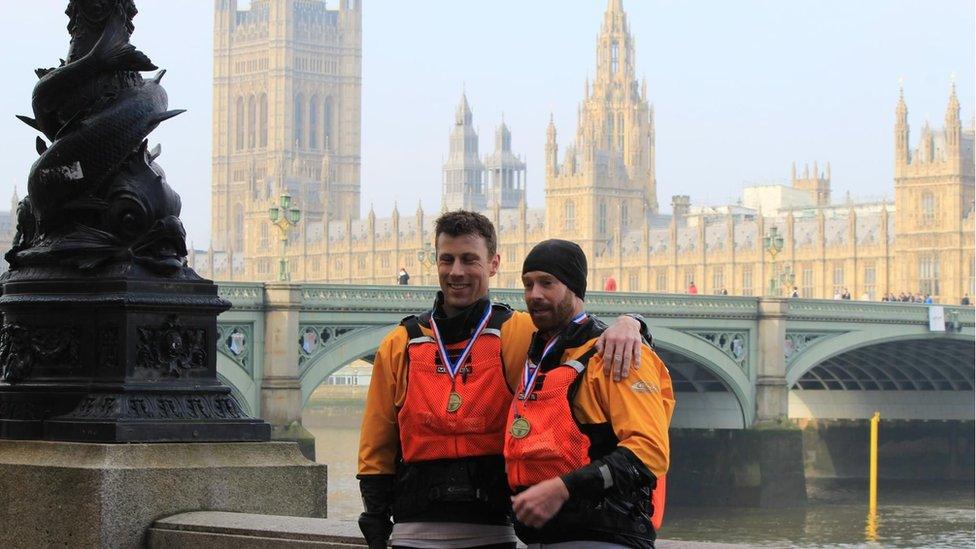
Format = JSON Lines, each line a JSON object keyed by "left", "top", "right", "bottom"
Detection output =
{"left": 526, "top": 542, "right": 631, "bottom": 549}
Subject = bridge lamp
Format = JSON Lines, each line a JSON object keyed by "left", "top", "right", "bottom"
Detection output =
{"left": 269, "top": 192, "right": 302, "bottom": 282}
{"left": 763, "top": 227, "right": 785, "bottom": 296}
{"left": 417, "top": 244, "right": 437, "bottom": 285}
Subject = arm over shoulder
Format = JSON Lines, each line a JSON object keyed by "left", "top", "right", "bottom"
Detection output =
{"left": 601, "top": 347, "right": 674, "bottom": 477}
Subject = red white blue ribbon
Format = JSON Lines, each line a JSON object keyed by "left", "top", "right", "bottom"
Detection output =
{"left": 520, "top": 311, "right": 588, "bottom": 400}
{"left": 429, "top": 301, "right": 493, "bottom": 381}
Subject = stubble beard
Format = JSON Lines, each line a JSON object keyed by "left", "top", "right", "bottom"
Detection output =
{"left": 531, "top": 290, "right": 578, "bottom": 337}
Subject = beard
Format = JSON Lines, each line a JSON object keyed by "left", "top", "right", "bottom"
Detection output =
{"left": 528, "top": 289, "right": 577, "bottom": 334}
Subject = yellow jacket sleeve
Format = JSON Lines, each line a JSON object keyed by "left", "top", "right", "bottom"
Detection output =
{"left": 575, "top": 345, "right": 675, "bottom": 478}
{"left": 499, "top": 310, "right": 537, "bottom": 391}
{"left": 357, "top": 326, "right": 409, "bottom": 476}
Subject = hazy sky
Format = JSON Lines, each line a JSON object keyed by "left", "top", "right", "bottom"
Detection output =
{"left": 0, "top": 1, "right": 973, "bottom": 246}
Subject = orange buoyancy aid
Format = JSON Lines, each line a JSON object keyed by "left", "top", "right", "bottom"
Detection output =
{"left": 504, "top": 354, "right": 593, "bottom": 490}
{"left": 397, "top": 315, "right": 512, "bottom": 463}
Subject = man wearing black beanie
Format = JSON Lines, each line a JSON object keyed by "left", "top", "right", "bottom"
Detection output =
{"left": 505, "top": 239, "right": 675, "bottom": 549}
{"left": 521, "top": 239, "right": 588, "bottom": 300}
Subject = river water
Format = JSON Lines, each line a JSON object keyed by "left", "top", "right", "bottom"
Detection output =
{"left": 303, "top": 405, "right": 974, "bottom": 548}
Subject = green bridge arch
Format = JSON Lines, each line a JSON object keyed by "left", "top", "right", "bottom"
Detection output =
{"left": 299, "top": 324, "right": 396, "bottom": 406}
{"left": 651, "top": 327, "right": 753, "bottom": 428}
{"left": 786, "top": 327, "right": 975, "bottom": 388}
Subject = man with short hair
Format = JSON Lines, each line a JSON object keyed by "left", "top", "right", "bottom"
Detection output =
{"left": 505, "top": 239, "right": 674, "bottom": 549}
{"left": 358, "top": 212, "right": 649, "bottom": 549}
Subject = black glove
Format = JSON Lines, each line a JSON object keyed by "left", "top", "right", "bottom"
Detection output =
{"left": 358, "top": 511, "right": 392, "bottom": 549}
{"left": 358, "top": 474, "right": 395, "bottom": 549}
{"left": 561, "top": 447, "right": 651, "bottom": 499}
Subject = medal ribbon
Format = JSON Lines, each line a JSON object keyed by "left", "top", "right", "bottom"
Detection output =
{"left": 430, "top": 301, "right": 493, "bottom": 382}
{"left": 519, "top": 311, "right": 588, "bottom": 404}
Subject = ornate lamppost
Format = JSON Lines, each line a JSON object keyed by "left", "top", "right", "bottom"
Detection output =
{"left": 762, "top": 227, "right": 797, "bottom": 296}
{"left": 0, "top": 1, "right": 268, "bottom": 442}
{"left": 417, "top": 244, "right": 436, "bottom": 286}
{"left": 779, "top": 265, "right": 797, "bottom": 296}
{"left": 763, "top": 226, "right": 784, "bottom": 296}
{"left": 268, "top": 193, "right": 301, "bottom": 282}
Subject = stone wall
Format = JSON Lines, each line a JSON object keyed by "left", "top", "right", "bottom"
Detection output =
{"left": 799, "top": 419, "right": 975, "bottom": 480}
{"left": 667, "top": 428, "right": 807, "bottom": 508}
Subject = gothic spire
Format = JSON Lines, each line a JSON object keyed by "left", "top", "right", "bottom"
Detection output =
{"left": 896, "top": 79, "right": 908, "bottom": 121}
{"left": 455, "top": 91, "right": 472, "bottom": 126}
{"left": 596, "top": 0, "right": 635, "bottom": 87}
{"left": 946, "top": 78, "right": 960, "bottom": 125}
{"left": 495, "top": 116, "right": 511, "bottom": 152}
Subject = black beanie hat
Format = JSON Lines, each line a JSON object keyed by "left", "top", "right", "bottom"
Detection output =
{"left": 522, "top": 239, "right": 588, "bottom": 299}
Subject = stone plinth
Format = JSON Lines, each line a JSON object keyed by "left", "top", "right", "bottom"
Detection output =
{"left": 148, "top": 512, "right": 365, "bottom": 548}
{"left": 0, "top": 278, "right": 270, "bottom": 443}
{"left": 146, "top": 512, "right": 746, "bottom": 549}
{"left": 0, "top": 440, "right": 327, "bottom": 549}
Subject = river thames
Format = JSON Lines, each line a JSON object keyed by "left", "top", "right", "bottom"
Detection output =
{"left": 304, "top": 404, "right": 974, "bottom": 548}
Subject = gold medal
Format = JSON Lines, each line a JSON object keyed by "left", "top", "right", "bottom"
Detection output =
{"left": 510, "top": 416, "right": 531, "bottom": 439}
{"left": 446, "top": 392, "right": 462, "bottom": 413}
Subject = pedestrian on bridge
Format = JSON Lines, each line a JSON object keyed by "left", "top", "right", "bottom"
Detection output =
{"left": 357, "top": 211, "right": 650, "bottom": 549}
{"left": 506, "top": 240, "right": 674, "bottom": 549}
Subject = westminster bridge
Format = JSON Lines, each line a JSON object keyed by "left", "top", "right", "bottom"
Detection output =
{"left": 214, "top": 283, "right": 975, "bottom": 431}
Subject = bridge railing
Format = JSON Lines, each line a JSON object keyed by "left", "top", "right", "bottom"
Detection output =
{"left": 220, "top": 282, "right": 763, "bottom": 318}
{"left": 212, "top": 282, "right": 974, "bottom": 427}
{"left": 786, "top": 298, "right": 975, "bottom": 326}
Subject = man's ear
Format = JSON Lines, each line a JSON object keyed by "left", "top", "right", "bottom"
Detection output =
{"left": 489, "top": 253, "right": 500, "bottom": 277}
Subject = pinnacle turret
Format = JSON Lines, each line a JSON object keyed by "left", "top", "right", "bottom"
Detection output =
{"left": 455, "top": 92, "right": 473, "bottom": 126}
{"left": 495, "top": 118, "right": 512, "bottom": 152}
{"left": 895, "top": 81, "right": 910, "bottom": 166}
{"left": 443, "top": 89, "right": 486, "bottom": 211}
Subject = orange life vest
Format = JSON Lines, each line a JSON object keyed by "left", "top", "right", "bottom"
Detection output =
{"left": 504, "top": 359, "right": 592, "bottom": 489}
{"left": 505, "top": 347, "right": 663, "bottom": 547}
{"left": 652, "top": 474, "right": 666, "bottom": 530}
{"left": 397, "top": 313, "right": 512, "bottom": 463}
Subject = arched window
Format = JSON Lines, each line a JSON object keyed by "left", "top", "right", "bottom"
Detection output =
{"left": 621, "top": 203, "right": 629, "bottom": 228}
{"left": 324, "top": 97, "right": 334, "bottom": 150}
{"left": 921, "top": 192, "right": 935, "bottom": 227}
{"left": 294, "top": 93, "right": 304, "bottom": 148}
{"left": 564, "top": 200, "right": 576, "bottom": 230}
{"left": 598, "top": 201, "right": 608, "bottom": 235}
{"left": 656, "top": 269, "right": 667, "bottom": 292}
{"left": 259, "top": 94, "right": 268, "bottom": 148}
{"left": 919, "top": 255, "right": 941, "bottom": 296}
{"left": 309, "top": 96, "right": 319, "bottom": 150}
{"left": 247, "top": 95, "right": 256, "bottom": 149}
{"left": 235, "top": 97, "right": 245, "bottom": 151}
{"left": 742, "top": 266, "right": 753, "bottom": 296}
{"left": 616, "top": 113, "right": 625, "bottom": 150}
{"left": 864, "top": 263, "right": 876, "bottom": 300}
{"left": 233, "top": 203, "right": 244, "bottom": 251}
{"left": 832, "top": 264, "right": 845, "bottom": 297}
{"left": 610, "top": 42, "right": 619, "bottom": 74}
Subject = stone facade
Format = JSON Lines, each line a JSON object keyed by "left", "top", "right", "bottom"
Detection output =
{"left": 195, "top": 0, "right": 974, "bottom": 304}
{"left": 210, "top": 0, "right": 362, "bottom": 278}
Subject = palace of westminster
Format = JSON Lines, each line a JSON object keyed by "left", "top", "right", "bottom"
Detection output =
{"left": 32, "top": 0, "right": 971, "bottom": 301}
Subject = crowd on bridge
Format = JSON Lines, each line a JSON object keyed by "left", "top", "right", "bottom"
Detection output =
{"left": 878, "top": 292, "right": 972, "bottom": 305}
